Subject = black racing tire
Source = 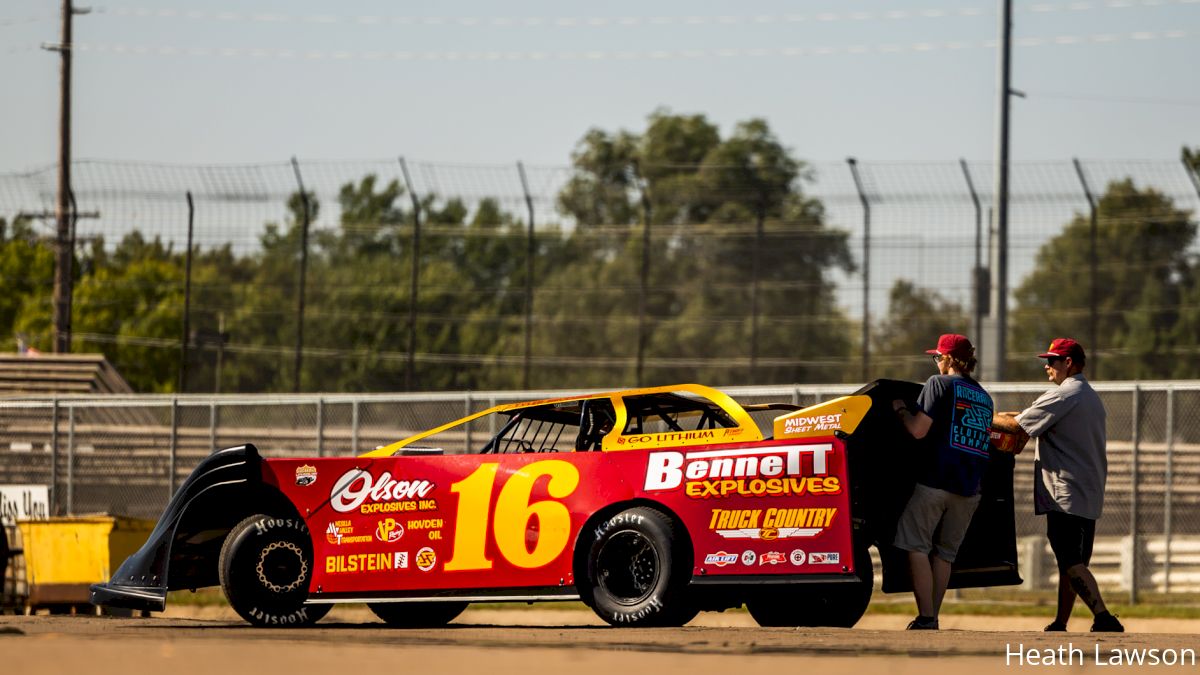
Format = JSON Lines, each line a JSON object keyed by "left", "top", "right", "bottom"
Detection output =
{"left": 367, "top": 601, "right": 468, "bottom": 627}
{"left": 218, "top": 514, "right": 330, "bottom": 627}
{"left": 746, "top": 545, "right": 874, "bottom": 628}
{"left": 581, "top": 507, "right": 697, "bottom": 627}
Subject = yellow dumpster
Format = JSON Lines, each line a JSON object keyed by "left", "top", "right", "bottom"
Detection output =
{"left": 17, "top": 516, "right": 154, "bottom": 611}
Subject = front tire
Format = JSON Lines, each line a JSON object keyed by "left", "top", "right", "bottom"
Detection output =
{"left": 367, "top": 601, "right": 468, "bottom": 627}
{"left": 581, "top": 507, "right": 697, "bottom": 627}
{"left": 218, "top": 514, "right": 330, "bottom": 627}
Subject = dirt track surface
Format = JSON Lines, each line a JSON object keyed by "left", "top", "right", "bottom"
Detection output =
{"left": 4, "top": 609, "right": 1199, "bottom": 674}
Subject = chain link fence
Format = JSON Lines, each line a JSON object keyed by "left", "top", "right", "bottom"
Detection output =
{"left": 2, "top": 158, "right": 1198, "bottom": 392}
{"left": 3, "top": 381, "right": 1200, "bottom": 599}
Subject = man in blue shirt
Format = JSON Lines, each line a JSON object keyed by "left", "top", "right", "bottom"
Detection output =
{"left": 892, "top": 333, "right": 994, "bottom": 630}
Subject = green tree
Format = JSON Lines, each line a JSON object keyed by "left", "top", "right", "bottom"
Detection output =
{"left": 873, "top": 280, "right": 970, "bottom": 382}
{"left": 1010, "top": 178, "right": 1195, "bottom": 380}
{"left": 546, "top": 110, "right": 853, "bottom": 387}
{"left": 0, "top": 217, "right": 56, "bottom": 351}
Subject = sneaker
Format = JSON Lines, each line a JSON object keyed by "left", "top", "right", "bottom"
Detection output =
{"left": 1044, "top": 621, "right": 1068, "bottom": 632}
{"left": 1091, "top": 612, "right": 1124, "bottom": 633}
{"left": 906, "top": 616, "right": 939, "bottom": 630}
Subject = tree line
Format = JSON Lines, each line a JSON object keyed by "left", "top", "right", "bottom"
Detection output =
{"left": 2, "top": 116, "right": 1198, "bottom": 392}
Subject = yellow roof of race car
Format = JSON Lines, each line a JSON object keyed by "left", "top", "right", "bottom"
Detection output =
{"left": 362, "top": 383, "right": 764, "bottom": 457}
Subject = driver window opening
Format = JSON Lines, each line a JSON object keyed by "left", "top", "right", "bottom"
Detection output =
{"left": 621, "top": 392, "right": 737, "bottom": 436}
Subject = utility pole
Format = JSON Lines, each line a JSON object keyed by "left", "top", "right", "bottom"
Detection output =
{"left": 988, "top": 0, "right": 1014, "bottom": 381}
{"left": 45, "top": 0, "right": 89, "bottom": 353}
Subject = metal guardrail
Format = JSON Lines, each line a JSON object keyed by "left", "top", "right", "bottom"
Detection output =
{"left": 3, "top": 380, "right": 1200, "bottom": 601}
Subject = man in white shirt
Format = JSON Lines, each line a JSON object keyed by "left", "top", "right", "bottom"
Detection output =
{"left": 992, "top": 338, "right": 1123, "bottom": 633}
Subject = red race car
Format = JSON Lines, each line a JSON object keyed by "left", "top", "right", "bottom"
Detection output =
{"left": 91, "top": 381, "right": 1022, "bottom": 627}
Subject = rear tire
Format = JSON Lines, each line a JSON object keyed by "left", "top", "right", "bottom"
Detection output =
{"left": 218, "top": 514, "right": 329, "bottom": 627}
{"left": 581, "top": 507, "right": 697, "bottom": 627}
{"left": 367, "top": 601, "right": 468, "bottom": 627}
{"left": 746, "top": 545, "right": 874, "bottom": 628}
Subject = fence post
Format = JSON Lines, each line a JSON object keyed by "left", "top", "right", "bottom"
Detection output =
{"left": 517, "top": 161, "right": 535, "bottom": 390}
{"left": 631, "top": 161, "right": 651, "bottom": 388}
{"left": 464, "top": 393, "right": 473, "bottom": 453}
{"left": 1164, "top": 386, "right": 1175, "bottom": 594}
{"left": 66, "top": 405, "right": 75, "bottom": 516}
{"left": 1129, "top": 385, "right": 1140, "bottom": 604}
{"left": 50, "top": 397, "right": 60, "bottom": 516}
{"left": 179, "top": 191, "right": 195, "bottom": 393}
{"left": 1071, "top": 158, "right": 1099, "bottom": 378}
{"left": 351, "top": 399, "right": 360, "bottom": 456}
{"left": 488, "top": 396, "right": 497, "bottom": 437}
{"left": 1019, "top": 535, "right": 1046, "bottom": 591}
{"left": 399, "top": 156, "right": 422, "bottom": 392}
{"left": 209, "top": 400, "right": 217, "bottom": 455}
{"left": 847, "top": 158, "right": 870, "bottom": 382}
{"left": 169, "top": 397, "right": 178, "bottom": 499}
{"left": 316, "top": 398, "right": 325, "bottom": 458}
{"left": 960, "top": 159, "right": 986, "bottom": 345}
{"left": 290, "top": 158, "right": 311, "bottom": 394}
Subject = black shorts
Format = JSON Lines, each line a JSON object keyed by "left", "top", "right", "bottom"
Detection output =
{"left": 1046, "top": 511, "right": 1096, "bottom": 572}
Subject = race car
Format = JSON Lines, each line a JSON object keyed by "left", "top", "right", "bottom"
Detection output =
{"left": 91, "top": 380, "right": 1021, "bottom": 627}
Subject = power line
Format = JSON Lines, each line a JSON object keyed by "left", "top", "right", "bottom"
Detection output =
{"left": 1024, "top": 90, "right": 1200, "bottom": 107}
{"left": 88, "top": 1, "right": 1200, "bottom": 27}
{"left": 69, "top": 30, "right": 1196, "bottom": 62}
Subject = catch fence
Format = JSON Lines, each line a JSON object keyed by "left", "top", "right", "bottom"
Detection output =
{"left": 2, "top": 158, "right": 1199, "bottom": 392}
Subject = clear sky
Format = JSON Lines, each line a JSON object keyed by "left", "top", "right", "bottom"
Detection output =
{"left": 1, "top": 0, "right": 1197, "bottom": 173}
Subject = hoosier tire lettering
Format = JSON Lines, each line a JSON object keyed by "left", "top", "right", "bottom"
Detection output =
{"left": 248, "top": 606, "right": 310, "bottom": 625}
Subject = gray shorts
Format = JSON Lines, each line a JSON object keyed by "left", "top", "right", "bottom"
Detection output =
{"left": 894, "top": 483, "right": 982, "bottom": 563}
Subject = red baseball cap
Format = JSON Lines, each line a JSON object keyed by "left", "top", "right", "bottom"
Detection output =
{"left": 925, "top": 334, "right": 974, "bottom": 360}
{"left": 1038, "top": 338, "right": 1085, "bottom": 361}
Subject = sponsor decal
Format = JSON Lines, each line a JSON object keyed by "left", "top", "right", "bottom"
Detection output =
{"left": 325, "top": 520, "right": 371, "bottom": 545}
{"left": 295, "top": 464, "right": 317, "bottom": 487}
{"left": 809, "top": 552, "right": 841, "bottom": 565}
{"left": 330, "top": 469, "right": 437, "bottom": 514}
{"left": 644, "top": 444, "right": 841, "bottom": 498}
{"left": 407, "top": 517, "right": 445, "bottom": 541}
{"left": 617, "top": 430, "right": 716, "bottom": 445}
{"left": 708, "top": 507, "right": 838, "bottom": 539}
{"left": 790, "top": 549, "right": 807, "bottom": 565}
{"left": 375, "top": 518, "right": 404, "bottom": 543}
{"left": 416, "top": 546, "right": 437, "bottom": 572}
{"left": 783, "top": 414, "right": 843, "bottom": 435}
{"left": 326, "top": 520, "right": 351, "bottom": 544}
{"left": 759, "top": 551, "right": 787, "bottom": 566}
{"left": 740, "top": 550, "right": 757, "bottom": 566}
{"left": 324, "top": 552, "right": 408, "bottom": 574}
{"left": 704, "top": 551, "right": 739, "bottom": 567}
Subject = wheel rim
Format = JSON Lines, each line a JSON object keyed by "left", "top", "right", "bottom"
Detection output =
{"left": 256, "top": 541, "right": 308, "bottom": 594}
{"left": 596, "top": 530, "right": 660, "bottom": 605}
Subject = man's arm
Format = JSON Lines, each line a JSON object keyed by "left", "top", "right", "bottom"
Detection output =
{"left": 893, "top": 398, "right": 933, "bottom": 439}
{"left": 992, "top": 411, "right": 1030, "bottom": 454}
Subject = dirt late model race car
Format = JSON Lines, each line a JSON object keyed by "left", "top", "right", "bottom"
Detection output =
{"left": 92, "top": 380, "right": 1022, "bottom": 628}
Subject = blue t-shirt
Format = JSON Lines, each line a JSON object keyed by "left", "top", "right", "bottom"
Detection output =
{"left": 914, "top": 374, "right": 994, "bottom": 497}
